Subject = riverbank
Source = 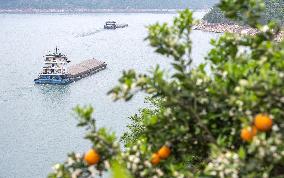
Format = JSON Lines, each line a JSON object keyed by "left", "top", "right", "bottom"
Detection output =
{"left": 194, "top": 21, "right": 283, "bottom": 42}
{"left": 0, "top": 8, "right": 181, "bottom": 14}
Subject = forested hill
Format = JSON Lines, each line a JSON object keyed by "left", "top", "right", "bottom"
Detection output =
{"left": 0, "top": 0, "right": 218, "bottom": 9}
{"left": 203, "top": 0, "right": 284, "bottom": 25}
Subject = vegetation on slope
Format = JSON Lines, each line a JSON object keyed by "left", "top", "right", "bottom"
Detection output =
{"left": 203, "top": 0, "right": 284, "bottom": 25}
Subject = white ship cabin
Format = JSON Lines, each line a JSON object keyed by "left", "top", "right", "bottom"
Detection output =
{"left": 41, "top": 48, "right": 71, "bottom": 76}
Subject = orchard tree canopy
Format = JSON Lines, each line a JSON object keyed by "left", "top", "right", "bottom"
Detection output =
{"left": 48, "top": 0, "right": 284, "bottom": 177}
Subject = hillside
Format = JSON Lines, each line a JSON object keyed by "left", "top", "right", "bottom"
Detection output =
{"left": 203, "top": 0, "right": 284, "bottom": 25}
{"left": 0, "top": 0, "right": 218, "bottom": 10}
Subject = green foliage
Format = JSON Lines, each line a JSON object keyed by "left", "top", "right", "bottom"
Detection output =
{"left": 48, "top": 106, "right": 120, "bottom": 178}
{"left": 49, "top": 0, "right": 284, "bottom": 177}
{"left": 203, "top": 0, "right": 284, "bottom": 26}
{"left": 108, "top": 0, "right": 284, "bottom": 176}
{"left": 111, "top": 160, "right": 132, "bottom": 178}
{"left": 121, "top": 97, "right": 162, "bottom": 147}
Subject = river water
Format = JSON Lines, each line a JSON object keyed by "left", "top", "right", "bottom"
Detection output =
{"left": 0, "top": 12, "right": 218, "bottom": 178}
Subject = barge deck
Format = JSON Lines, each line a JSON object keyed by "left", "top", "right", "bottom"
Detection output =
{"left": 67, "top": 58, "right": 107, "bottom": 81}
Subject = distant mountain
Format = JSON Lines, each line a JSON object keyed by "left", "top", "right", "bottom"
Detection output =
{"left": 0, "top": 0, "right": 218, "bottom": 9}
{"left": 203, "top": 0, "right": 284, "bottom": 25}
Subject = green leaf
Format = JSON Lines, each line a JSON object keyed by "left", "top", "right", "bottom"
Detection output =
{"left": 111, "top": 160, "right": 133, "bottom": 178}
{"left": 238, "top": 146, "right": 246, "bottom": 160}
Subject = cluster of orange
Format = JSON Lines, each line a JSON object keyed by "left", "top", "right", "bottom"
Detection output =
{"left": 82, "top": 115, "right": 272, "bottom": 166}
{"left": 83, "top": 145, "right": 171, "bottom": 167}
{"left": 84, "top": 149, "right": 100, "bottom": 165}
{"left": 241, "top": 114, "right": 273, "bottom": 142}
{"left": 151, "top": 145, "right": 171, "bottom": 165}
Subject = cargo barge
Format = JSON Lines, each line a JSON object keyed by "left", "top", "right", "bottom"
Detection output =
{"left": 34, "top": 48, "right": 107, "bottom": 85}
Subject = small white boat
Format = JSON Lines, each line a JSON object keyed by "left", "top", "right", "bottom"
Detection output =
{"left": 104, "top": 21, "right": 128, "bottom": 30}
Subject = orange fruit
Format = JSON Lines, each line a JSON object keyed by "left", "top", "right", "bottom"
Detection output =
{"left": 84, "top": 149, "right": 100, "bottom": 165}
{"left": 254, "top": 114, "right": 273, "bottom": 132}
{"left": 157, "top": 145, "right": 171, "bottom": 159}
{"left": 241, "top": 127, "right": 254, "bottom": 142}
{"left": 151, "top": 153, "right": 160, "bottom": 165}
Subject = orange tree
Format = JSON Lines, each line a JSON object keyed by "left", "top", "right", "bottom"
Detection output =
{"left": 48, "top": 0, "right": 284, "bottom": 177}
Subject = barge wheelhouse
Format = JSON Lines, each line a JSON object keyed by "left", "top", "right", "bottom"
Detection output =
{"left": 34, "top": 48, "right": 72, "bottom": 85}
{"left": 104, "top": 21, "right": 117, "bottom": 29}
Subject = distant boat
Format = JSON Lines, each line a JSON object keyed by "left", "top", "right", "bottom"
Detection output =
{"left": 104, "top": 21, "right": 128, "bottom": 30}
{"left": 34, "top": 47, "right": 107, "bottom": 85}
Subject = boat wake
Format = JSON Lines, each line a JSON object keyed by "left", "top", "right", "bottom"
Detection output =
{"left": 75, "top": 28, "right": 105, "bottom": 38}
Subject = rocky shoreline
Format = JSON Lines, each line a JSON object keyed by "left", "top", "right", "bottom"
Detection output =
{"left": 193, "top": 21, "right": 283, "bottom": 42}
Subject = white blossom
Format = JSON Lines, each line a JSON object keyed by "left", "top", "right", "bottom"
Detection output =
{"left": 239, "top": 79, "right": 248, "bottom": 86}
{"left": 72, "top": 169, "right": 82, "bottom": 178}
{"left": 196, "top": 79, "right": 203, "bottom": 85}
{"left": 52, "top": 164, "right": 61, "bottom": 171}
